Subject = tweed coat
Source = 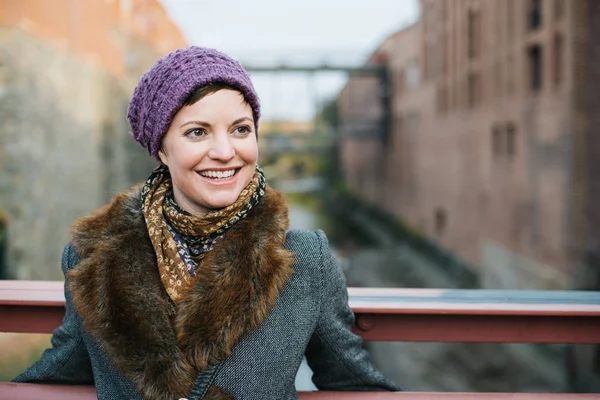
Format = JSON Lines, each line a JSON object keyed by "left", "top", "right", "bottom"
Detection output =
{"left": 14, "top": 185, "right": 398, "bottom": 399}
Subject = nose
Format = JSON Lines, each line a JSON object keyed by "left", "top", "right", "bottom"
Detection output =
{"left": 207, "top": 133, "right": 235, "bottom": 161}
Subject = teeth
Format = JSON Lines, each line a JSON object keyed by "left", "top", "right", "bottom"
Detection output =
{"left": 199, "top": 169, "right": 235, "bottom": 179}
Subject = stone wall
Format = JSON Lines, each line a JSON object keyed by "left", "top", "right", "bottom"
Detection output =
{"left": 0, "top": 29, "right": 155, "bottom": 279}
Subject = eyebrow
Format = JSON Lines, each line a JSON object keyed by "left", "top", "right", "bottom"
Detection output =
{"left": 180, "top": 116, "right": 254, "bottom": 129}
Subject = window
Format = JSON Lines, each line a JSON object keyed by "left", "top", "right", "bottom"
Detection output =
{"left": 492, "top": 125, "right": 503, "bottom": 156}
{"left": 506, "top": 123, "right": 517, "bottom": 156}
{"left": 468, "top": 10, "right": 480, "bottom": 59}
{"left": 468, "top": 72, "right": 480, "bottom": 107}
{"left": 528, "top": 0, "right": 542, "bottom": 30}
{"left": 405, "top": 60, "right": 420, "bottom": 90}
{"left": 554, "top": 34, "right": 563, "bottom": 87}
{"left": 528, "top": 45, "right": 543, "bottom": 92}
{"left": 555, "top": 0, "right": 565, "bottom": 20}
{"left": 435, "top": 208, "right": 447, "bottom": 236}
{"left": 393, "top": 115, "right": 404, "bottom": 184}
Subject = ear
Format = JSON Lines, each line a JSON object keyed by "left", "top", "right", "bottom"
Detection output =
{"left": 158, "top": 148, "right": 169, "bottom": 166}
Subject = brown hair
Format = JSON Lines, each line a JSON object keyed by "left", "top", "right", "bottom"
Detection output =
{"left": 184, "top": 82, "right": 247, "bottom": 106}
{"left": 159, "top": 83, "right": 251, "bottom": 155}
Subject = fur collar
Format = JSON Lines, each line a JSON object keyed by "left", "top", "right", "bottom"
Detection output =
{"left": 67, "top": 185, "right": 295, "bottom": 400}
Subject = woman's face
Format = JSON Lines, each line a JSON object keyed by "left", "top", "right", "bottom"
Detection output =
{"left": 159, "top": 89, "right": 258, "bottom": 216}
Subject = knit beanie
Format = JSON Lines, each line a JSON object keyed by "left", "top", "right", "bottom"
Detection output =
{"left": 127, "top": 46, "right": 260, "bottom": 161}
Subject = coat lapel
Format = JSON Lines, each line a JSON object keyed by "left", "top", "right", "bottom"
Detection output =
{"left": 67, "top": 185, "right": 294, "bottom": 400}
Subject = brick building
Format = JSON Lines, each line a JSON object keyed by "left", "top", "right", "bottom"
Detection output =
{"left": 0, "top": 0, "right": 186, "bottom": 279}
{"left": 337, "top": 0, "right": 600, "bottom": 289}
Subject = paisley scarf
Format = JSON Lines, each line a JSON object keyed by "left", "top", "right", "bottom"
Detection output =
{"left": 141, "top": 165, "right": 266, "bottom": 303}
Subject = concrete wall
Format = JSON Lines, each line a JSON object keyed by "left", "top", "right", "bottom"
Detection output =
{"left": 0, "top": 0, "right": 186, "bottom": 279}
{"left": 0, "top": 29, "right": 133, "bottom": 279}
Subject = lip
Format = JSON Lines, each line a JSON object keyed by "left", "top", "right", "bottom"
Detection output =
{"left": 195, "top": 167, "right": 242, "bottom": 186}
{"left": 198, "top": 166, "right": 243, "bottom": 172}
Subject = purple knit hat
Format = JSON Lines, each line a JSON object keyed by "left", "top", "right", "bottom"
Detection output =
{"left": 127, "top": 46, "right": 260, "bottom": 160}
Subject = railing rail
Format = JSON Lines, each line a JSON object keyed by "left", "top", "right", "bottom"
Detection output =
{"left": 1, "top": 281, "right": 599, "bottom": 343}
{"left": 2, "top": 382, "right": 600, "bottom": 400}
{"left": 1, "top": 280, "right": 600, "bottom": 399}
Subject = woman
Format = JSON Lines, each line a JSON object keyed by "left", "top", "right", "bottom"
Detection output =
{"left": 14, "top": 46, "right": 398, "bottom": 400}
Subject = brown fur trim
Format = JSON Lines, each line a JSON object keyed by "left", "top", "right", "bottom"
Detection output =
{"left": 67, "top": 185, "right": 294, "bottom": 400}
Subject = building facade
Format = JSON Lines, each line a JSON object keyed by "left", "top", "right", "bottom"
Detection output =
{"left": 338, "top": 0, "right": 599, "bottom": 289}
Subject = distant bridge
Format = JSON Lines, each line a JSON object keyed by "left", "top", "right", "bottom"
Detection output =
{"left": 236, "top": 49, "right": 378, "bottom": 69}
{"left": 243, "top": 60, "right": 392, "bottom": 150}
{"left": 243, "top": 63, "right": 387, "bottom": 76}
{"left": 259, "top": 131, "right": 335, "bottom": 155}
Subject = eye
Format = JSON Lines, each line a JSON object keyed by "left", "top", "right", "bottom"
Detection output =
{"left": 234, "top": 125, "right": 251, "bottom": 136}
{"left": 185, "top": 128, "right": 206, "bottom": 138}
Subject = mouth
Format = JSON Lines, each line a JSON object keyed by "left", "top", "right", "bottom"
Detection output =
{"left": 196, "top": 168, "right": 241, "bottom": 181}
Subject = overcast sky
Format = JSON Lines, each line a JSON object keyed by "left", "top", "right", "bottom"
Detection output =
{"left": 160, "top": 0, "right": 419, "bottom": 121}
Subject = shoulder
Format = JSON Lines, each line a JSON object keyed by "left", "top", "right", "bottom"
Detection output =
{"left": 285, "top": 229, "right": 327, "bottom": 253}
{"left": 285, "top": 229, "right": 332, "bottom": 271}
{"left": 285, "top": 229, "right": 347, "bottom": 299}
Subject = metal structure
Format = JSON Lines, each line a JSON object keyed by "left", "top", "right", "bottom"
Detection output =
{"left": 258, "top": 131, "right": 335, "bottom": 157}
{"left": 243, "top": 63, "right": 392, "bottom": 142}
{"left": 244, "top": 62, "right": 392, "bottom": 190}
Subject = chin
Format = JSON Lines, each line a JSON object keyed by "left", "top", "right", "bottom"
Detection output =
{"left": 204, "top": 195, "right": 241, "bottom": 210}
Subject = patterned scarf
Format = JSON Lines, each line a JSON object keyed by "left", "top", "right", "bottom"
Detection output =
{"left": 141, "top": 165, "right": 266, "bottom": 303}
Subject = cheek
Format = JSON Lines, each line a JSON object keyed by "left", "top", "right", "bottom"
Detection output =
{"left": 238, "top": 139, "right": 258, "bottom": 163}
{"left": 170, "top": 144, "right": 203, "bottom": 169}
{"left": 166, "top": 147, "right": 202, "bottom": 191}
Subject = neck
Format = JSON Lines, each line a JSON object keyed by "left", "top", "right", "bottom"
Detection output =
{"left": 172, "top": 187, "right": 209, "bottom": 217}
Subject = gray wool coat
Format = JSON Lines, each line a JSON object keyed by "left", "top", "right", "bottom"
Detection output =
{"left": 13, "top": 186, "right": 397, "bottom": 399}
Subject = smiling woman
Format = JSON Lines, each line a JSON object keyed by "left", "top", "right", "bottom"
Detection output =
{"left": 159, "top": 86, "right": 259, "bottom": 215}
{"left": 12, "top": 46, "right": 398, "bottom": 400}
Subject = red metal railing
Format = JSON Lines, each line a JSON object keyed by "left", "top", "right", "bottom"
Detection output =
{"left": 1, "top": 280, "right": 600, "bottom": 399}
{"left": 2, "top": 382, "right": 600, "bottom": 400}
{"left": 2, "top": 382, "right": 600, "bottom": 399}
